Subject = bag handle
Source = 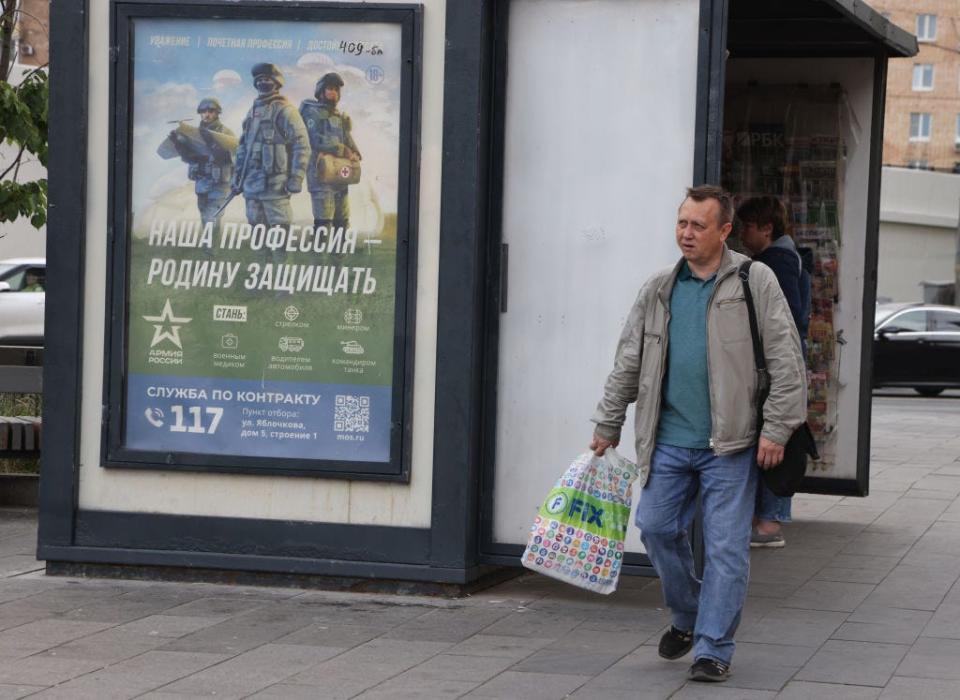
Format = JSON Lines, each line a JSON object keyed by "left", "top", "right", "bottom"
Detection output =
{"left": 738, "top": 260, "right": 766, "bottom": 372}
{"left": 738, "top": 260, "right": 772, "bottom": 430}
{"left": 740, "top": 260, "right": 820, "bottom": 460}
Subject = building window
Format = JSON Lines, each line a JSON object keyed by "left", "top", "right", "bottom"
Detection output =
{"left": 908, "top": 160, "right": 929, "bottom": 170}
{"left": 916, "top": 14, "right": 937, "bottom": 41}
{"left": 913, "top": 64, "right": 934, "bottom": 90}
{"left": 955, "top": 114, "right": 960, "bottom": 145}
{"left": 910, "top": 112, "right": 932, "bottom": 141}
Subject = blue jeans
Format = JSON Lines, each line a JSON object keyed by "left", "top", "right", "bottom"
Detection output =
{"left": 637, "top": 444, "right": 757, "bottom": 665}
{"left": 755, "top": 481, "right": 792, "bottom": 523}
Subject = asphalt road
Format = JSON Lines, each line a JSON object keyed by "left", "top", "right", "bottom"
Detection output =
{"left": 872, "top": 387, "right": 960, "bottom": 413}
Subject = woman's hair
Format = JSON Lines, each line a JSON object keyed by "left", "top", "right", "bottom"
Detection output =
{"left": 736, "top": 196, "right": 787, "bottom": 239}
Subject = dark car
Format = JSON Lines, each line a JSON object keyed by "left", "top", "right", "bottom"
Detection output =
{"left": 873, "top": 302, "right": 960, "bottom": 396}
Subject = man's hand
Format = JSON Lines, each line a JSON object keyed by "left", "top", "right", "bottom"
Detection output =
{"left": 757, "top": 437, "right": 785, "bottom": 470}
{"left": 589, "top": 433, "right": 618, "bottom": 457}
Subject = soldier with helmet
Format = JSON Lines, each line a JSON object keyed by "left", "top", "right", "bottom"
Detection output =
{"left": 193, "top": 99, "right": 235, "bottom": 233}
{"left": 232, "top": 63, "right": 310, "bottom": 228}
{"left": 160, "top": 97, "right": 236, "bottom": 235}
{"left": 299, "top": 72, "right": 362, "bottom": 230}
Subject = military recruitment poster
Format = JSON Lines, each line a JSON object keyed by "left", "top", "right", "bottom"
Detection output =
{"left": 106, "top": 5, "right": 420, "bottom": 478}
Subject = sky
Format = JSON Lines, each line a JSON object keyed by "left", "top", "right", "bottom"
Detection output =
{"left": 129, "top": 17, "right": 404, "bottom": 225}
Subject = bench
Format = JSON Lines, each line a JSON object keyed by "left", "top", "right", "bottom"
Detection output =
{"left": 0, "top": 346, "right": 42, "bottom": 457}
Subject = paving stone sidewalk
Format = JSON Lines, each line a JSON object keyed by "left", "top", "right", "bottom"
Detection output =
{"left": 0, "top": 391, "right": 959, "bottom": 698}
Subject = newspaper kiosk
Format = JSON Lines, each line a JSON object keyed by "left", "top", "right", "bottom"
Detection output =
{"left": 41, "top": 0, "right": 915, "bottom": 585}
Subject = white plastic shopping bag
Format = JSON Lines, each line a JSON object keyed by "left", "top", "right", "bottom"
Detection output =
{"left": 521, "top": 448, "right": 640, "bottom": 595}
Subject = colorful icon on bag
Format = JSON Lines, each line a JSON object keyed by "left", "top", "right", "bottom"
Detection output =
{"left": 544, "top": 491, "right": 568, "bottom": 515}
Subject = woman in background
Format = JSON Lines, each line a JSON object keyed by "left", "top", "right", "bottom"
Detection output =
{"left": 736, "top": 196, "right": 811, "bottom": 548}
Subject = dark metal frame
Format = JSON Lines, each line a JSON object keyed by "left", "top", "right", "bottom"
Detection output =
{"left": 101, "top": 0, "right": 422, "bottom": 481}
{"left": 39, "top": 0, "right": 90, "bottom": 552}
{"left": 799, "top": 51, "right": 889, "bottom": 499}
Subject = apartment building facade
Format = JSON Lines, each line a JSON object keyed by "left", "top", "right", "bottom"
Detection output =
{"left": 871, "top": 0, "right": 960, "bottom": 170}
{"left": 16, "top": 0, "right": 48, "bottom": 67}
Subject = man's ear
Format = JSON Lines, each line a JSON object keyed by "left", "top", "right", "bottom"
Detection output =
{"left": 719, "top": 222, "right": 733, "bottom": 242}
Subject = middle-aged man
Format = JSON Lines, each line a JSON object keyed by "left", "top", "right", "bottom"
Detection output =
{"left": 590, "top": 185, "right": 806, "bottom": 683}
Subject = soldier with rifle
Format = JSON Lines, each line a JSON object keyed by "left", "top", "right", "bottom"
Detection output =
{"left": 157, "top": 98, "right": 237, "bottom": 236}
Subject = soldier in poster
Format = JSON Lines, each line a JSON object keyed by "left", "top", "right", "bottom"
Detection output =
{"left": 232, "top": 63, "right": 310, "bottom": 228}
{"left": 193, "top": 98, "right": 235, "bottom": 235}
{"left": 125, "top": 15, "right": 411, "bottom": 467}
{"left": 156, "top": 98, "right": 237, "bottom": 236}
{"left": 300, "top": 72, "right": 362, "bottom": 230}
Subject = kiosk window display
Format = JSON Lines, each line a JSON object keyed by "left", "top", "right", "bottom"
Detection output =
{"left": 723, "top": 84, "right": 850, "bottom": 474}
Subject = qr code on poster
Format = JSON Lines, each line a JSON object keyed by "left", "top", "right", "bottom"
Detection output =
{"left": 334, "top": 395, "right": 370, "bottom": 433}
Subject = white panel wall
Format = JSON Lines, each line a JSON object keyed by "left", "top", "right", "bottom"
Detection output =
{"left": 878, "top": 166, "right": 960, "bottom": 302}
{"left": 78, "top": 0, "right": 446, "bottom": 527}
{"left": 878, "top": 222, "right": 956, "bottom": 302}
{"left": 492, "top": 0, "right": 702, "bottom": 551}
{"left": 726, "top": 58, "right": 876, "bottom": 482}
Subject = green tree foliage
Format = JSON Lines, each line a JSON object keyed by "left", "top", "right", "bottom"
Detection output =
{"left": 0, "top": 0, "right": 47, "bottom": 229}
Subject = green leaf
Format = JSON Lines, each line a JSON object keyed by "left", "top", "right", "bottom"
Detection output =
{"left": 0, "top": 67, "right": 47, "bottom": 227}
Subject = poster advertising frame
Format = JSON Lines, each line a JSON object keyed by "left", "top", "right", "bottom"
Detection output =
{"left": 102, "top": 1, "right": 422, "bottom": 481}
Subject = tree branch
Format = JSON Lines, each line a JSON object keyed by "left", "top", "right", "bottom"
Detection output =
{"left": 0, "top": 1, "right": 15, "bottom": 82}
{"left": 0, "top": 143, "right": 25, "bottom": 181}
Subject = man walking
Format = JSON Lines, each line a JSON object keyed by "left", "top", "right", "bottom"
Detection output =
{"left": 590, "top": 185, "right": 806, "bottom": 682}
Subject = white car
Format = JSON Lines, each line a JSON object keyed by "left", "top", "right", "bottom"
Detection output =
{"left": 0, "top": 258, "right": 45, "bottom": 345}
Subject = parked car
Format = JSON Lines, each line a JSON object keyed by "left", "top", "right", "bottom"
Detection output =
{"left": 0, "top": 258, "right": 45, "bottom": 345}
{"left": 873, "top": 302, "right": 960, "bottom": 396}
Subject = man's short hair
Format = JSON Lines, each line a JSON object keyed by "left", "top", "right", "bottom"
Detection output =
{"left": 736, "top": 195, "right": 787, "bottom": 240}
{"left": 685, "top": 185, "right": 734, "bottom": 226}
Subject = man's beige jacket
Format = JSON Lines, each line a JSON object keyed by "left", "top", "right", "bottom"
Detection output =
{"left": 592, "top": 246, "right": 807, "bottom": 470}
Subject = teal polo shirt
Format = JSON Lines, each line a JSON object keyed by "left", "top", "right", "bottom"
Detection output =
{"left": 656, "top": 261, "right": 716, "bottom": 449}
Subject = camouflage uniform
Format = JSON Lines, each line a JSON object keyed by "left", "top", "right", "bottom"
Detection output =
{"left": 191, "top": 125, "right": 234, "bottom": 232}
{"left": 233, "top": 64, "right": 310, "bottom": 228}
{"left": 300, "top": 73, "right": 361, "bottom": 229}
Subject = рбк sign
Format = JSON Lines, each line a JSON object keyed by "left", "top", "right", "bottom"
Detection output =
{"left": 104, "top": 2, "right": 421, "bottom": 480}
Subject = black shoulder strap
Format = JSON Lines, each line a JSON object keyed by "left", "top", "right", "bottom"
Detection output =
{"left": 738, "top": 260, "right": 766, "bottom": 372}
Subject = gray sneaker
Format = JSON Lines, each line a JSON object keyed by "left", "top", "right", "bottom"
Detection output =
{"left": 750, "top": 527, "right": 785, "bottom": 548}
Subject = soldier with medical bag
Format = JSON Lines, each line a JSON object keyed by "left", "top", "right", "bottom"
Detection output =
{"left": 299, "top": 72, "right": 362, "bottom": 230}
